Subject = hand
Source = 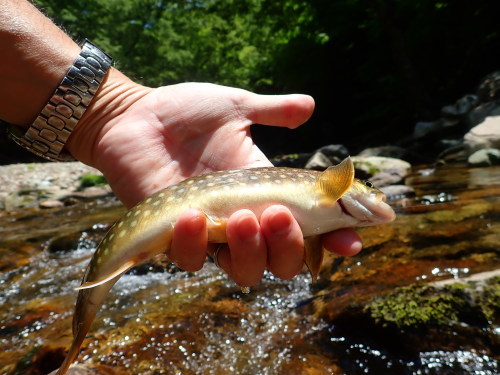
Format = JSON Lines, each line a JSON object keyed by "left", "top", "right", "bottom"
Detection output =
{"left": 67, "top": 70, "right": 362, "bottom": 287}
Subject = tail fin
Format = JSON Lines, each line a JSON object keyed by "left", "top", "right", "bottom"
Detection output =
{"left": 56, "top": 314, "right": 95, "bottom": 375}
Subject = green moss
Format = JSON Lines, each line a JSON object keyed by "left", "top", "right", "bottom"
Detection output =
{"left": 366, "top": 284, "right": 471, "bottom": 329}
{"left": 79, "top": 173, "right": 107, "bottom": 188}
{"left": 477, "top": 277, "right": 500, "bottom": 322}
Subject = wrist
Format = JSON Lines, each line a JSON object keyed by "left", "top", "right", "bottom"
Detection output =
{"left": 65, "top": 67, "right": 152, "bottom": 166}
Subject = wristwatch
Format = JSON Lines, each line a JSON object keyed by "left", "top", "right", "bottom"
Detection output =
{"left": 8, "top": 39, "right": 112, "bottom": 162}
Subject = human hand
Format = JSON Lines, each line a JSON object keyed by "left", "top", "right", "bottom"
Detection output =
{"left": 68, "top": 69, "right": 362, "bottom": 287}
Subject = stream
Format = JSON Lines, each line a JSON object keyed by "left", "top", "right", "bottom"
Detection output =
{"left": 0, "top": 164, "right": 498, "bottom": 375}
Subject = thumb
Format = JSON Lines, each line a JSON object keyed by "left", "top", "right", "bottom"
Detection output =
{"left": 242, "top": 93, "right": 315, "bottom": 129}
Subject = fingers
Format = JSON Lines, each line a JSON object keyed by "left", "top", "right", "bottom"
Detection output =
{"left": 169, "top": 209, "right": 207, "bottom": 271}
{"left": 170, "top": 208, "right": 363, "bottom": 288}
{"left": 243, "top": 93, "right": 315, "bottom": 129}
{"left": 224, "top": 210, "right": 267, "bottom": 287}
{"left": 322, "top": 228, "right": 363, "bottom": 257}
{"left": 260, "top": 205, "right": 304, "bottom": 280}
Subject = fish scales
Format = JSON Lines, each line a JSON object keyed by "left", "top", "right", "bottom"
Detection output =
{"left": 56, "top": 157, "right": 395, "bottom": 374}
{"left": 86, "top": 167, "right": 319, "bottom": 283}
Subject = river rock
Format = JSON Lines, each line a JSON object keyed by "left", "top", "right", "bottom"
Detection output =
{"left": 464, "top": 116, "right": 500, "bottom": 153}
{"left": 351, "top": 156, "right": 412, "bottom": 178}
{"left": 468, "top": 148, "right": 500, "bottom": 166}
{"left": 316, "top": 144, "right": 350, "bottom": 160}
{"left": 379, "top": 184, "right": 415, "bottom": 200}
{"left": 357, "top": 145, "right": 408, "bottom": 160}
{"left": 304, "top": 151, "right": 332, "bottom": 170}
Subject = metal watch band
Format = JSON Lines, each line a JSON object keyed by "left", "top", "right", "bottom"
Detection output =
{"left": 9, "top": 39, "right": 112, "bottom": 162}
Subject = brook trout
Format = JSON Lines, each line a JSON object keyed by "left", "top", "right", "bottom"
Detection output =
{"left": 56, "top": 157, "right": 395, "bottom": 374}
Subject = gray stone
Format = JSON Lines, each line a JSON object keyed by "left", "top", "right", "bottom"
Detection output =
{"left": 464, "top": 116, "right": 500, "bottom": 153}
{"left": 305, "top": 151, "right": 332, "bottom": 170}
{"left": 468, "top": 148, "right": 500, "bottom": 166}
{"left": 351, "top": 156, "right": 412, "bottom": 178}
{"left": 370, "top": 169, "right": 406, "bottom": 187}
{"left": 357, "top": 145, "right": 408, "bottom": 160}
{"left": 413, "top": 121, "right": 441, "bottom": 139}
{"left": 379, "top": 184, "right": 415, "bottom": 199}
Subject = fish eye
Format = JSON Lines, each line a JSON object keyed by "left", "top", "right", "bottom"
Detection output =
{"left": 363, "top": 180, "right": 374, "bottom": 188}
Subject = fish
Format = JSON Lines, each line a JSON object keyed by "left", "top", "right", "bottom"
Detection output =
{"left": 55, "top": 157, "right": 395, "bottom": 374}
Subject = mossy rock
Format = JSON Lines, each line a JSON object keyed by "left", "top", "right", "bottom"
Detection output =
{"left": 366, "top": 280, "right": 499, "bottom": 329}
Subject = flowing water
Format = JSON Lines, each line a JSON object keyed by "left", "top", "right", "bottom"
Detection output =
{"left": 0, "top": 164, "right": 498, "bottom": 375}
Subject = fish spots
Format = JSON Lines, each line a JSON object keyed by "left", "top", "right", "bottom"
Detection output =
{"left": 145, "top": 197, "right": 152, "bottom": 203}
{"left": 143, "top": 210, "right": 151, "bottom": 217}
{"left": 153, "top": 200, "right": 162, "bottom": 206}
{"left": 274, "top": 179, "right": 281, "bottom": 184}
{"left": 207, "top": 182, "right": 215, "bottom": 187}
{"left": 186, "top": 180, "right": 195, "bottom": 185}
{"left": 190, "top": 186, "right": 199, "bottom": 192}
{"left": 130, "top": 220, "right": 137, "bottom": 228}
{"left": 166, "top": 196, "right": 175, "bottom": 203}
{"left": 134, "top": 210, "right": 141, "bottom": 216}
{"left": 109, "top": 233, "right": 115, "bottom": 241}
{"left": 249, "top": 176, "right": 258, "bottom": 180}
{"left": 118, "top": 230, "right": 126, "bottom": 238}
{"left": 126, "top": 211, "right": 132, "bottom": 218}
{"left": 117, "top": 221, "right": 124, "bottom": 228}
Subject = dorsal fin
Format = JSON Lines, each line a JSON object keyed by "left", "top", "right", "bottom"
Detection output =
{"left": 75, "top": 259, "right": 137, "bottom": 290}
{"left": 315, "top": 157, "right": 354, "bottom": 202}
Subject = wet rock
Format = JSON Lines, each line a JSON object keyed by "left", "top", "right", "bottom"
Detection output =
{"left": 357, "top": 145, "right": 408, "bottom": 160}
{"left": 441, "top": 94, "right": 479, "bottom": 119}
{"left": 476, "top": 71, "right": 500, "bottom": 102}
{"left": 316, "top": 144, "right": 350, "bottom": 161}
{"left": 304, "top": 151, "right": 332, "bottom": 170}
{"left": 47, "top": 364, "right": 126, "bottom": 375}
{"left": 379, "top": 185, "right": 415, "bottom": 200}
{"left": 468, "top": 148, "right": 500, "bottom": 166}
{"left": 413, "top": 121, "right": 441, "bottom": 139}
{"left": 464, "top": 116, "right": 500, "bottom": 153}
{"left": 370, "top": 169, "right": 406, "bottom": 187}
{"left": 39, "top": 200, "right": 64, "bottom": 209}
{"left": 351, "top": 156, "right": 411, "bottom": 179}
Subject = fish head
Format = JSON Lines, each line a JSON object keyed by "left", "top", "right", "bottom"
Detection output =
{"left": 338, "top": 179, "right": 396, "bottom": 226}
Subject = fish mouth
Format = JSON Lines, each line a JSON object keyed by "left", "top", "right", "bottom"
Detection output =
{"left": 339, "top": 196, "right": 396, "bottom": 223}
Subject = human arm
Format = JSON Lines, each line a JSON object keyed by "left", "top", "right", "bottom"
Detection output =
{"left": 0, "top": 0, "right": 362, "bottom": 287}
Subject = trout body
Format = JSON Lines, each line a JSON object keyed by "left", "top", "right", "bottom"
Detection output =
{"left": 56, "top": 158, "right": 395, "bottom": 374}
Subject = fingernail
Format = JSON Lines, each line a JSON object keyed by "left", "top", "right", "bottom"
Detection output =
{"left": 268, "top": 210, "right": 292, "bottom": 235}
{"left": 237, "top": 215, "right": 259, "bottom": 242}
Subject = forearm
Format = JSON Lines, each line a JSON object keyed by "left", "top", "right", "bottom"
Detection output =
{"left": 0, "top": 1, "right": 148, "bottom": 165}
{"left": 0, "top": 0, "right": 80, "bottom": 126}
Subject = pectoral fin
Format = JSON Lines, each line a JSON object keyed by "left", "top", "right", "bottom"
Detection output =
{"left": 315, "top": 157, "right": 354, "bottom": 202}
{"left": 75, "top": 259, "right": 137, "bottom": 290}
{"left": 304, "top": 235, "right": 324, "bottom": 282}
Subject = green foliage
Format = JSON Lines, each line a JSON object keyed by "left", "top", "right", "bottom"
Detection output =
{"left": 31, "top": 0, "right": 500, "bottom": 152}
{"left": 79, "top": 173, "right": 107, "bottom": 188}
{"left": 34, "top": 0, "right": 321, "bottom": 90}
